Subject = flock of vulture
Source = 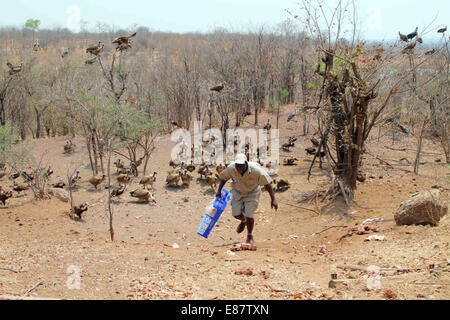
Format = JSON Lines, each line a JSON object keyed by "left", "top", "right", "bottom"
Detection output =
{"left": 6, "top": 32, "right": 139, "bottom": 75}
{"left": 164, "top": 121, "right": 321, "bottom": 195}
{"left": 62, "top": 142, "right": 160, "bottom": 220}
{"left": 5, "top": 25, "right": 448, "bottom": 78}
{"left": 0, "top": 139, "right": 161, "bottom": 220}
{"left": 399, "top": 26, "right": 447, "bottom": 55}
{"left": 0, "top": 163, "right": 53, "bottom": 206}
{"left": 164, "top": 140, "right": 293, "bottom": 194}
{"left": 0, "top": 117, "right": 315, "bottom": 219}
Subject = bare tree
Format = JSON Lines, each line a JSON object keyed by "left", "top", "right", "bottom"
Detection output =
{"left": 295, "top": 0, "right": 423, "bottom": 202}
{"left": 405, "top": 31, "right": 449, "bottom": 166}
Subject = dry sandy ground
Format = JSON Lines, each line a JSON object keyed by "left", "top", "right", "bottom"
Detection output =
{"left": 0, "top": 105, "right": 448, "bottom": 300}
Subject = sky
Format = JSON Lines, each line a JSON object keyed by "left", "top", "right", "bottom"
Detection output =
{"left": 1, "top": 0, "right": 448, "bottom": 40}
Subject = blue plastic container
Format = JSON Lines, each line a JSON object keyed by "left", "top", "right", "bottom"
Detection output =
{"left": 197, "top": 189, "right": 232, "bottom": 239}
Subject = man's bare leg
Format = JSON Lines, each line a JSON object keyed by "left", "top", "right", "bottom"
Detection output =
{"left": 246, "top": 218, "right": 254, "bottom": 244}
{"left": 235, "top": 214, "right": 247, "bottom": 233}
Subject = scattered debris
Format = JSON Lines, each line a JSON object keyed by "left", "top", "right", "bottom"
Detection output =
{"left": 234, "top": 267, "right": 253, "bottom": 276}
{"left": 364, "top": 235, "right": 386, "bottom": 242}
{"left": 318, "top": 245, "right": 329, "bottom": 254}
{"left": 128, "top": 278, "right": 191, "bottom": 299}
{"left": 22, "top": 281, "right": 43, "bottom": 297}
{"left": 328, "top": 278, "right": 360, "bottom": 290}
{"left": 230, "top": 243, "right": 257, "bottom": 251}
{"left": 383, "top": 289, "right": 398, "bottom": 299}
{"left": 338, "top": 225, "right": 378, "bottom": 241}
{"left": 293, "top": 292, "right": 303, "bottom": 299}
{"left": 163, "top": 243, "right": 179, "bottom": 249}
{"left": 361, "top": 218, "right": 384, "bottom": 225}
{"left": 264, "top": 283, "right": 288, "bottom": 293}
{"left": 312, "top": 225, "right": 348, "bottom": 236}
{"left": 319, "top": 290, "right": 335, "bottom": 300}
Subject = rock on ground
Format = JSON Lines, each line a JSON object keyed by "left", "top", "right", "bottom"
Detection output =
{"left": 394, "top": 189, "right": 448, "bottom": 226}
{"left": 48, "top": 188, "right": 70, "bottom": 203}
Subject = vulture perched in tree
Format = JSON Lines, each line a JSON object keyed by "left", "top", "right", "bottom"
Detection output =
{"left": 86, "top": 41, "right": 104, "bottom": 56}
{"left": 44, "top": 166, "right": 53, "bottom": 179}
{"left": 7, "top": 62, "right": 23, "bottom": 75}
{"left": 70, "top": 170, "right": 81, "bottom": 187}
{"left": 112, "top": 33, "right": 136, "bottom": 49}
{"left": 61, "top": 48, "right": 71, "bottom": 58}
{"left": 287, "top": 112, "right": 297, "bottom": 122}
{"left": 398, "top": 32, "right": 408, "bottom": 42}
{"left": 210, "top": 82, "right": 226, "bottom": 92}
{"left": 437, "top": 26, "right": 447, "bottom": 33}
{"left": 407, "top": 27, "right": 418, "bottom": 40}
{"left": 33, "top": 40, "right": 40, "bottom": 51}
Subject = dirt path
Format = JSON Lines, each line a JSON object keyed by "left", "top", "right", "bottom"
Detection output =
{"left": 0, "top": 106, "right": 448, "bottom": 300}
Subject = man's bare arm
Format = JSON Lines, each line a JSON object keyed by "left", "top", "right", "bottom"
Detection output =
{"left": 265, "top": 183, "right": 278, "bottom": 211}
{"left": 216, "top": 179, "right": 228, "bottom": 198}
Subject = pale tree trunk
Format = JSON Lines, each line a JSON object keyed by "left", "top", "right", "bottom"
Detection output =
{"left": 300, "top": 56, "right": 310, "bottom": 135}
{"left": 84, "top": 128, "right": 95, "bottom": 175}
{"left": 414, "top": 118, "right": 428, "bottom": 174}
{"left": 91, "top": 133, "right": 99, "bottom": 175}
{"left": 107, "top": 139, "right": 114, "bottom": 241}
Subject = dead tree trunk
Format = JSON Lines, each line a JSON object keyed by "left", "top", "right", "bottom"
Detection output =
{"left": 107, "top": 139, "right": 114, "bottom": 241}
{"left": 414, "top": 118, "right": 429, "bottom": 174}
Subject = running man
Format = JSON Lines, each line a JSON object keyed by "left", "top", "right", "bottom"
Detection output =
{"left": 216, "top": 154, "right": 278, "bottom": 245}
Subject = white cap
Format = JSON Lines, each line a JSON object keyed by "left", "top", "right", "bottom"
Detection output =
{"left": 235, "top": 153, "right": 247, "bottom": 164}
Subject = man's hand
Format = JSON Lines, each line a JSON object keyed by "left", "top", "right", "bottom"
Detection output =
{"left": 216, "top": 179, "right": 228, "bottom": 199}
{"left": 265, "top": 183, "right": 278, "bottom": 212}
{"left": 271, "top": 199, "right": 278, "bottom": 211}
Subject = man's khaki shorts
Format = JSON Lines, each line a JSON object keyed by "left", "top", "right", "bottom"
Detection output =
{"left": 231, "top": 188, "right": 261, "bottom": 219}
